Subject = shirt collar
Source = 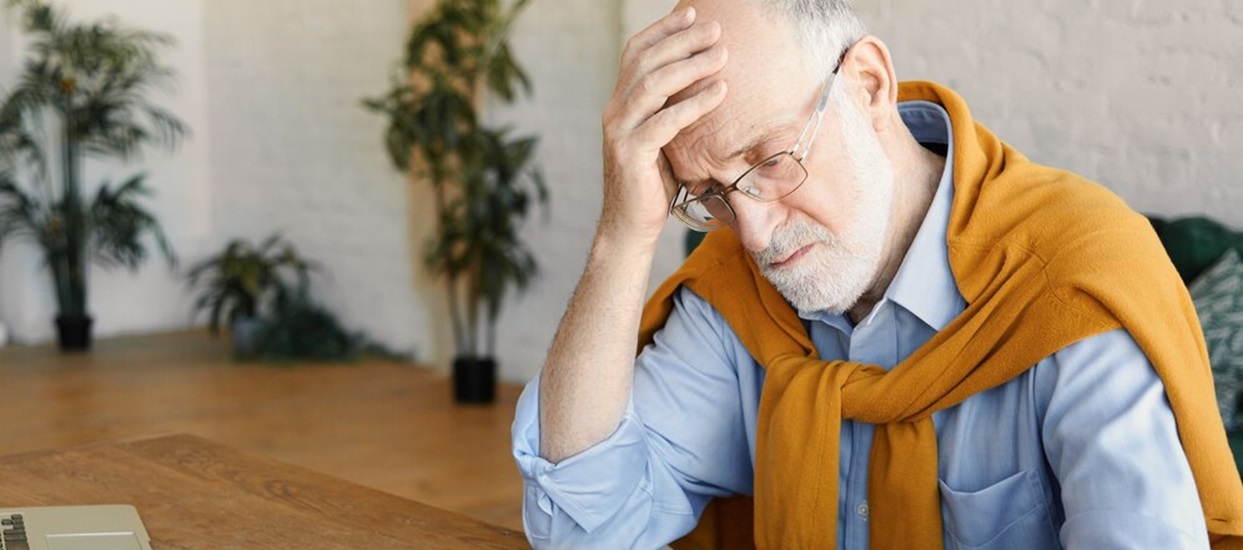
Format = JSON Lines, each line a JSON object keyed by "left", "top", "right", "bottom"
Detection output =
{"left": 799, "top": 100, "right": 966, "bottom": 331}
{"left": 885, "top": 100, "right": 965, "bottom": 330}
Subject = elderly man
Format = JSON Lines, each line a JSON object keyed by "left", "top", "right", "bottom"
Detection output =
{"left": 512, "top": 0, "right": 1243, "bottom": 548}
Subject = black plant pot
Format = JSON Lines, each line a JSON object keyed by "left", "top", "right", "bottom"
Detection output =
{"left": 453, "top": 356, "right": 496, "bottom": 404}
{"left": 55, "top": 314, "right": 94, "bottom": 352}
{"left": 231, "top": 317, "right": 266, "bottom": 359}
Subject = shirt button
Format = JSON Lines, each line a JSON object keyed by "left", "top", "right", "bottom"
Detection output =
{"left": 856, "top": 501, "right": 869, "bottom": 520}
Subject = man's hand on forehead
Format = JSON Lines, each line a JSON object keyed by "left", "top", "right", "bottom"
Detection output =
{"left": 597, "top": 6, "right": 729, "bottom": 244}
{"left": 539, "top": 6, "right": 731, "bottom": 467}
{"left": 666, "top": 75, "right": 725, "bottom": 111}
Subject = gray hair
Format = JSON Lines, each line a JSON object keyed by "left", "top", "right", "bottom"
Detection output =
{"left": 759, "top": 0, "right": 868, "bottom": 77}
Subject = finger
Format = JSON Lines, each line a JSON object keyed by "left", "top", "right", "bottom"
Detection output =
{"left": 657, "top": 150, "right": 682, "bottom": 204}
{"left": 621, "top": 7, "right": 696, "bottom": 64}
{"left": 633, "top": 20, "right": 721, "bottom": 82}
{"left": 616, "top": 44, "right": 727, "bottom": 129}
{"left": 635, "top": 79, "right": 727, "bottom": 149}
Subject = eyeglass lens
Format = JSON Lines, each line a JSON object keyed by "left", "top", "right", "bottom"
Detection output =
{"left": 675, "top": 152, "right": 808, "bottom": 229}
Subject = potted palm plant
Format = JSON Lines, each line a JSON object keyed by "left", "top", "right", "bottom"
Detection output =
{"left": 185, "top": 234, "right": 315, "bottom": 357}
{"left": 0, "top": 0, "right": 185, "bottom": 351}
{"left": 363, "top": 0, "right": 546, "bottom": 404}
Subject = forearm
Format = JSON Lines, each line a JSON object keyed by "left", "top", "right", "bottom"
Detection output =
{"left": 513, "top": 288, "right": 755, "bottom": 548}
{"left": 540, "top": 5, "right": 726, "bottom": 463}
{"left": 515, "top": 375, "right": 704, "bottom": 549}
{"left": 539, "top": 231, "right": 656, "bottom": 462}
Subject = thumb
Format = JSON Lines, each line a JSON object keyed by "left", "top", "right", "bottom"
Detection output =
{"left": 657, "top": 151, "right": 681, "bottom": 209}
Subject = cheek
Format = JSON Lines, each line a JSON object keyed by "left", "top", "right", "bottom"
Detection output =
{"left": 793, "top": 157, "right": 867, "bottom": 235}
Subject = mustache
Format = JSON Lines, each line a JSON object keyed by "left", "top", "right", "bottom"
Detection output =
{"left": 751, "top": 219, "right": 836, "bottom": 266}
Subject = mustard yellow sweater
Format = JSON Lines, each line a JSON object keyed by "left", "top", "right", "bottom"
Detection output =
{"left": 640, "top": 81, "right": 1243, "bottom": 549}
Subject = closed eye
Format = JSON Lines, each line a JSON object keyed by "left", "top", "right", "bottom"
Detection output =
{"left": 684, "top": 179, "right": 723, "bottom": 197}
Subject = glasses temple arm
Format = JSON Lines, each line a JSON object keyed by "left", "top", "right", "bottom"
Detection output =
{"left": 792, "top": 51, "right": 847, "bottom": 161}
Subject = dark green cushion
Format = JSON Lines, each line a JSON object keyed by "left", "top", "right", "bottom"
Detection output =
{"left": 1151, "top": 216, "right": 1243, "bottom": 475}
{"left": 685, "top": 228, "right": 707, "bottom": 257}
{"left": 1187, "top": 249, "right": 1243, "bottom": 433}
{"left": 1149, "top": 216, "right": 1243, "bottom": 284}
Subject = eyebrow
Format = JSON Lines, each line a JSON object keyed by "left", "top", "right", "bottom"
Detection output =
{"left": 672, "top": 124, "right": 793, "bottom": 187}
{"left": 727, "top": 127, "right": 787, "bottom": 160}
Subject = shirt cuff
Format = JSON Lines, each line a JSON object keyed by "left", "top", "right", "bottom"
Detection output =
{"left": 1062, "top": 511, "right": 1208, "bottom": 549}
{"left": 512, "top": 375, "right": 650, "bottom": 534}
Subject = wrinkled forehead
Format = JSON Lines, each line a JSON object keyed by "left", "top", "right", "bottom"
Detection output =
{"left": 665, "top": 0, "right": 822, "bottom": 162}
{"left": 668, "top": 0, "right": 814, "bottom": 102}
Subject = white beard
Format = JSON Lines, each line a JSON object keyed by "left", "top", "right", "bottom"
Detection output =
{"left": 750, "top": 90, "right": 895, "bottom": 315}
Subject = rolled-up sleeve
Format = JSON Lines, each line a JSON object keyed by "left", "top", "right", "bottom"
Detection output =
{"left": 1043, "top": 329, "right": 1209, "bottom": 549}
{"left": 512, "top": 287, "right": 758, "bottom": 549}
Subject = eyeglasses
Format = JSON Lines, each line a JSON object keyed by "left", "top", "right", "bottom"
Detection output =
{"left": 670, "top": 51, "right": 847, "bottom": 232}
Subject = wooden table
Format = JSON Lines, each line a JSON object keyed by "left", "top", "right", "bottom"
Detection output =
{"left": 0, "top": 434, "right": 529, "bottom": 549}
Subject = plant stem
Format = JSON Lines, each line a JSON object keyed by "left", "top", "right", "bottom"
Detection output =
{"left": 60, "top": 91, "right": 86, "bottom": 318}
{"left": 466, "top": 259, "right": 480, "bottom": 358}
{"left": 486, "top": 310, "right": 496, "bottom": 358}
{"left": 446, "top": 276, "right": 466, "bottom": 356}
{"left": 432, "top": 174, "right": 466, "bottom": 356}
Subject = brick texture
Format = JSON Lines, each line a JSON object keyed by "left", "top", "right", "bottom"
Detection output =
{"left": 2, "top": 1, "right": 1239, "bottom": 382}
{"left": 860, "top": 0, "right": 1243, "bottom": 223}
{"left": 201, "top": 0, "right": 425, "bottom": 356}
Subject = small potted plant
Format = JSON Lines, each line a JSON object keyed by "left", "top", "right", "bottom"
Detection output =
{"left": 185, "top": 234, "right": 315, "bottom": 357}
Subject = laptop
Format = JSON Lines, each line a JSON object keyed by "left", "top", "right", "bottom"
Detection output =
{"left": 0, "top": 505, "right": 152, "bottom": 550}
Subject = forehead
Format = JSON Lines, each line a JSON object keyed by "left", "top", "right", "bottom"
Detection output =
{"left": 666, "top": 0, "right": 821, "bottom": 170}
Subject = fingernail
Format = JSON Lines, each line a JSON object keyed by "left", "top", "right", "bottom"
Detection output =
{"left": 684, "top": 7, "right": 696, "bottom": 21}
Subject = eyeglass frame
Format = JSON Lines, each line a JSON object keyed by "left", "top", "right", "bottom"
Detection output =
{"left": 669, "top": 49, "right": 849, "bottom": 232}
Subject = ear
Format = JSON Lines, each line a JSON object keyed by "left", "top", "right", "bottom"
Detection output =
{"left": 842, "top": 35, "right": 898, "bottom": 133}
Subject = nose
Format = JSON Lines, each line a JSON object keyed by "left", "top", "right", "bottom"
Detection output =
{"left": 728, "top": 196, "right": 783, "bottom": 253}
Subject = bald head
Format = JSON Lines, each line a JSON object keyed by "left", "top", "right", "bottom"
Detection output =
{"left": 667, "top": 0, "right": 805, "bottom": 105}
{"left": 663, "top": 0, "right": 861, "bottom": 184}
{"left": 675, "top": 0, "right": 867, "bottom": 77}
{"left": 665, "top": 0, "right": 870, "bottom": 140}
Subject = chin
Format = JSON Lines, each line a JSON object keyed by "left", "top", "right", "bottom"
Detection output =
{"left": 764, "top": 251, "right": 876, "bottom": 315}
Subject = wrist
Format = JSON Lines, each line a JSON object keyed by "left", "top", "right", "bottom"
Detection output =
{"left": 596, "top": 208, "right": 667, "bottom": 247}
{"left": 589, "top": 225, "right": 661, "bottom": 265}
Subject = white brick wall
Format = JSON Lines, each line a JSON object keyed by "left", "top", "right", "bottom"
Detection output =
{"left": 2, "top": 1, "right": 1239, "bottom": 382}
{"left": 858, "top": 0, "right": 1243, "bottom": 224}
{"left": 0, "top": 0, "right": 211, "bottom": 344}
{"left": 201, "top": 0, "right": 425, "bottom": 356}
{"left": 0, "top": 1, "right": 424, "bottom": 354}
{"left": 0, "top": 7, "right": 20, "bottom": 340}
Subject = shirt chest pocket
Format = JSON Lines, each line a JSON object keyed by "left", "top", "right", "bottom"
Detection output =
{"left": 938, "top": 469, "right": 1059, "bottom": 550}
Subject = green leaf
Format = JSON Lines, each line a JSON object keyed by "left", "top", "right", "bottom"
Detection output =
{"left": 0, "top": 0, "right": 187, "bottom": 316}
{"left": 185, "top": 234, "right": 318, "bottom": 334}
{"left": 359, "top": 0, "right": 546, "bottom": 357}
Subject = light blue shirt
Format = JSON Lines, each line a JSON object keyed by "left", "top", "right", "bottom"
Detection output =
{"left": 512, "top": 102, "right": 1208, "bottom": 549}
